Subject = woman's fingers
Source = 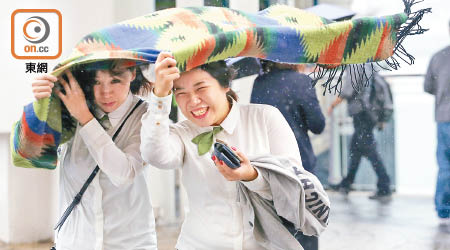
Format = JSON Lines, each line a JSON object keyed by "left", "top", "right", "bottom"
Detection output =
{"left": 153, "top": 53, "right": 179, "bottom": 97}
{"left": 158, "top": 63, "right": 179, "bottom": 74}
{"left": 162, "top": 57, "right": 177, "bottom": 67}
{"left": 156, "top": 62, "right": 179, "bottom": 82}
{"left": 31, "top": 75, "right": 55, "bottom": 100}
{"left": 155, "top": 58, "right": 177, "bottom": 73}
{"left": 215, "top": 161, "right": 231, "bottom": 178}
{"left": 230, "top": 146, "right": 247, "bottom": 164}
{"left": 32, "top": 85, "right": 53, "bottom": 95}
{"left": 212, "top": 154, "right": 235, "bottom": 180}
{"left": 34, "top": 91, "right": 52, "bottom": 99}
{"left": 57, "top": 75, "right": 71, "bottom": 95}
{"left": 65, "top": 70, "right": 81, "bottom": 91}
{"left": 31, "top": 79, "right": 55, "bottom": 88}
{"left": 212, "top": 146, "right": 256, "bottom": 181}
{"left": 165, "top": 73, "right": 180, "bottom": 83}
{"left": 34, "top": 74, "right": 57, "bottom": 82}
{"left": 55, "top": 89, "right": 66, "bottom": 102}
{"left": 155, "top": 51, "right": 174, "bottom": 64}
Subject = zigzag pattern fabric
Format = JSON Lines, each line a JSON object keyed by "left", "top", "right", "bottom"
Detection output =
{"left": 10, "top": 4, "right": 421, "bottom": 169}
{"left": 52, "top": 5, "right": 407, "bottom": 74}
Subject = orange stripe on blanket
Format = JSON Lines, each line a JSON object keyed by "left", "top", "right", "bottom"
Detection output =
{"left": 317, "top": 25, "right": 352, "bottom": 65}
{"left": 375, "top": 24, "right": 394, "bottom": 61}
{"left": 186, "top": 37, "right": 216, "bottom": 71}
{"left": 21, "top": 112, "right": 55, "bottom": 146}
{"left": 237, "top": 29, "right": 265, "bottom": 58}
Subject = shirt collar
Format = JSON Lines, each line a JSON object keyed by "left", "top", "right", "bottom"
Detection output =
{"left": 94, "top": 92, "right": 133, "bottom": 119}
{"left": 218, "top": 100, "right": 239, "bottom": 134}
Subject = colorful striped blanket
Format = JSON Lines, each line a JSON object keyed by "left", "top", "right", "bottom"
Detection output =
{"left": 11, "top": 2, "right": 429, "bottom": 169}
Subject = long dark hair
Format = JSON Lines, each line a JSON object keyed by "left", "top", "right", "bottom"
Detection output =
{"left": 198, "top": 60, "right": 238, "bottom": 102}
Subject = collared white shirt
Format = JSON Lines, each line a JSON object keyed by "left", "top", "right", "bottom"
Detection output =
{"left": 57, "top": 93, "right": 157, "bottom": 250}
{"left": 141, "top": 92, "right": 303, "bottom": 250}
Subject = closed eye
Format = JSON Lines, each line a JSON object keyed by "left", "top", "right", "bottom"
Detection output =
{"left": 197, "top": 86, "right": 208, "bottom": 91}
{"left": 175, "top": 92, "right": 186, "bottom": 97}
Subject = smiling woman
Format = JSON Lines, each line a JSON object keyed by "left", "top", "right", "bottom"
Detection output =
{"left": 173, "top": 61, "right": 236, "bottom": 127}
{"left": 140, "top": 52, "right": 330, "bottom": 249}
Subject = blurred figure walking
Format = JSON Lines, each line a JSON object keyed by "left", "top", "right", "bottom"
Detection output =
{"left": 328, "top": 66, "right": 392, "bottom": 201}
{"left": 424, "top": 20, "right": 450, "bottom": 232}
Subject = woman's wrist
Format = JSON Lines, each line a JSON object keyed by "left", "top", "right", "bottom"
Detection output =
{"left": 243, "top": 165, "right": 258, "bottom": 181}
{"left": 153, "top": 87, "right": 171, "bottom": 97}
{"left": 79, "top": 113, "right": 94, "bottom": 126}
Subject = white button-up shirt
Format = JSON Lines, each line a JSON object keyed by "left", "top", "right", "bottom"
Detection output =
{"left": 141, "top": 92, "right": 303, "bottom": 250}
{"left": 57, "top": 93, "right": 157, "bottom": 250}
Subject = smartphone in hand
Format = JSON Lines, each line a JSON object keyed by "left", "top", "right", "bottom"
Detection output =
{"left": 213, "top": 140, "right": 241, "bottom": 169}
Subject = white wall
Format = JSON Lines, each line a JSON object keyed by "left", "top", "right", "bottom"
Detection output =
{"left": 229, "top": 0, "right": 259, "bottom": 12}
{"left": 0, "top": 134, "right": 10, "bottom": 241}
{"left": 1, "top": 0, "right": 115, "bottom": 133}
{"left": 176, "top": 0, "right": 203, "bottom": 7}
{"left": 114, "top": 0, "right": 155, "bottom": 22}
{"left": 389, "top": 77, "right": 437, "bottom": 195}
{"left": 0, "top": 0, "right": 116, "bottom": 243}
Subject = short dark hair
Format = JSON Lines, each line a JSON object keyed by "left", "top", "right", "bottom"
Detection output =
{"left": 70, "top": 60, "right": 151, "bottom": 112}
{"left": 198, "top": 60, "right": 238, "bottom": 101}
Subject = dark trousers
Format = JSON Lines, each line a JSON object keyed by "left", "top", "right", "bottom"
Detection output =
{"left": 340, "top": 112, "right": 391, "bottom": 193}
{"left": 281, "top": 217, "right": 318, "bottom": 250}
{"left": 436, "top": 122, "right": 450, "bottom": 218}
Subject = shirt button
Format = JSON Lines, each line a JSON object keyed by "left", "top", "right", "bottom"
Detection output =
{"left": 249, "top": 221, "right": 253, "bottom": 227}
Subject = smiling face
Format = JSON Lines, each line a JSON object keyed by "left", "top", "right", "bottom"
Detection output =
{"left": 93, "top": 63, "right": 136, "bottom": 113}
{"left": 174, "top": 68, "right": 231, "bottom": 127}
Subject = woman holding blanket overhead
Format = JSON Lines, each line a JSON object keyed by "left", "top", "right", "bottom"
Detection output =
{"left": 31, "top": 60, "right": 157, "bottom": 250}
{"left": 141, "top": 52, "right": 330, "bottom": 250}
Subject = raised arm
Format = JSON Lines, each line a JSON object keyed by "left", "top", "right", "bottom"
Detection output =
{"left": 34, "top": 71, "right": 149, "bottom": 186}
{"left": 140, "top": 52, "right": 184, "bottom": 169}
{"left": 79, "top": 107, "right": 148, "bottom": 186}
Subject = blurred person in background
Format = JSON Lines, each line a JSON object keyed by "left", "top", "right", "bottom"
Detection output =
{"left": 250, "top": 60, "right": 326, "bottom": 250}
{"left": 328, "top": 65, "right": 392, "bottom": 201}
{"left": 424, "top": 19, "right": 450, "bottom": 232}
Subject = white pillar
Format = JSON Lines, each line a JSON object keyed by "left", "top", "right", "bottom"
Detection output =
{"left": 229, "top": 0, "right": 259, "bottom": 12}
{"left": 176, "top": 0, "right": 203, "bottom": 8}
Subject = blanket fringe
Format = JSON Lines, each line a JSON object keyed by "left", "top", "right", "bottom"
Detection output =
{"left": 311, "top": 0, "right": 431, "bottom": 95}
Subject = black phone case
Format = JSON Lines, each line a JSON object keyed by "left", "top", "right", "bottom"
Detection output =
{"left": 213, "top": 142, "right": 241, "bottom": 169}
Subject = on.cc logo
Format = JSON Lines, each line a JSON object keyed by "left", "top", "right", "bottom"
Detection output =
{"left": 23, "top": 16, "right": 50, "bottom": 44}
{"left": 11, "top": 9, "right": 62, "bottom": 60}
